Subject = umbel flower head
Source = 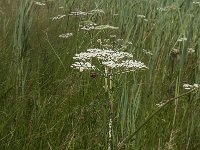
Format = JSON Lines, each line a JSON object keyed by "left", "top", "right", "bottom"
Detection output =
{"left": 58, "top": 33, "right": 73, "bottom": 39}
{"left": 34, "top": 1, "right": 46, "bottom": 6}
{"left": 183, "top": 83, "right": 199, "bottom": 90}
{"left": 71, "top": 48, "right": 148, "bottom": 76}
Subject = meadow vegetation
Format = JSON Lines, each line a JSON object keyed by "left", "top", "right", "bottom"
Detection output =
{"left": 0, "top": 0, "right": 200, "bottom": 149}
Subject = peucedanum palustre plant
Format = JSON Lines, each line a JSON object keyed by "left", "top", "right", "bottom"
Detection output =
{"left": 71, "top": 43, "right": 148, "bottom": 149}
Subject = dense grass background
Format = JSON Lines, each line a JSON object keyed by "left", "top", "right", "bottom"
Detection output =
{"left": 1, "top": 0, "right": 200, "bottom": 149}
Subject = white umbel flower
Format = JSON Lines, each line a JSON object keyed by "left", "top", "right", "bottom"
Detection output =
{"left": 71, "top": 62, "right": 95, "bottom": 72}
{"left": 156, "top": 101, "right": 165, "bottom": 107}
{"left": 193, "top": 2, "right": 200, "bottom": 5}
{"left": 71, "top": 48, "right": 148, "bottom": 75}
{"left": 79, "top": 23, "right": 97, "bottom": 31}
{"left": 34, "top": 1, "right": 46, "bottom": 6}
{"left": 183, "top": 83, "right": 199, "bottom": 90}
{"left": 59, "top": 33, "right": 73, "bottom": 39}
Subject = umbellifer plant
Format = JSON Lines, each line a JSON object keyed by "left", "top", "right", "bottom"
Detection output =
{"left": 71, "top": 46, "right": 148, "bottom": 150}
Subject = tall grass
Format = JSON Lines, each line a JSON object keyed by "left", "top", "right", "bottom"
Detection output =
{"left": 0, "top": 0, "right": 200, "bottom": 149}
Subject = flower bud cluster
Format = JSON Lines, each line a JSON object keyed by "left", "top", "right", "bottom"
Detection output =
{"left": 69, "top": 9, "right": 105, "bottom": 16}
{"left": 188, "top": 48, "right": 195, "bottom": 53}
{"left": 157, "top": 7, "right": 167, "bottom": 12}
{"left": 137, "top": 15, "right": 146, "bottom": 18}
{"left": 137, "top": 15, "right": 148, "bottom": 22}
{"left": 89, "top": 9, "right": 105, "bottom": 14}
{"left": 156, "top": 101, "right": 165, "bottom": 108}
{"left": 59, "top": 33, "right": 73, "bottom": 39}
{"left": 34, "top": 1, "right": 46, "bottom": 6}
{"left": 79, "top": 23, "right": 97, "bottom": 31}
{"left": 183, "top": 83, "right": 199, "bottom": 90}
{"left": 51, "top": 14, "right": 66, "bottom": 21}
{"left": 177, "top": 37, "right": 187, "bottom": 42}
{"left": 69, "top": 11, "right": 88, "bottom": 16}
{"left": 157, "top": 6, "right": 177, "bottom": 12}
{"left": 193, "top": 2, "right": 200, "bottom": 5}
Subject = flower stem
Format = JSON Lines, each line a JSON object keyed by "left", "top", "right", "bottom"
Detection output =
{"left": 104, "top": 67, "right": 114, "bottom": 150}
{"left": 108, "top": 70, "right": 113, "bottom": 150}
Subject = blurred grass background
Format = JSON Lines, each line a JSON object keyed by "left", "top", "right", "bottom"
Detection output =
{"left": 0, "top": 0, "right": 200, "bottom": 149}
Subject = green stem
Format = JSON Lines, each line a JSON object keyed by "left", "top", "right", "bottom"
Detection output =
{"left": 104, "top": 67, "right": 108, "bottom": 93}
{"left": 108, "top": 71, "right": 113, "bottom": 150}
{"left": 104, "top": 67, "right": 114, "bottom": 150}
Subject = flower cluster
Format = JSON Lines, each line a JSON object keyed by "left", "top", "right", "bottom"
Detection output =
{"left": 157, "top": 6, "right": 177, "bottom": 12}
{"left": 73, "top": 24, "right": 119, "bottom": 32}
{"left": 89, "top": 9, "right": 105, "bottom": 14}
{"left": 137, "top": 15, "right": 146, "bottom": 18}
{"left": 71, "top": 48, "right": 148, "bottom": 75}
{"left": 94, "top": 25, "right": 119, "bottom": 30}
{"left": 188, "top": 48, "right": 195, "bottom": 54}
{"left": 102, "top": 60, "right": 147, "bottom": 70}
{"left": 137, "top": 15, "right": 148, "bottom": 22}
{"left": 79, "top": 23, "right": 97, "bottom": 31}
{"left": 34, "top": 1, "right": 46, "bottom": 6}
{"left": 51, "top": 14, "right": 66, "bottom": 21}
{"left": 97, "top": 38, "right": 132, "bottom": 50}
{"left": 69, "top": 11, "right": 88, "bottom": 16}
{"left": 71, "top": 61, "right": 95, "bottom": 72}
{"left": 183, "top": 83, "right": 200, "bottom": 90}
{"left": 72, "top": 48, "right": 132, "bottom": 61}
{"left": 157, "top": 7, "right": 167, "bottom": 12}
{"left": 59, "top": 33, "right": 73, "bottom": 39}
{"left": 193, "top": 2, "right": 200, "bottom": 5}
{"left": 156, "top": 101, "right": 165, "bottom": 108}
{"left": 69, "top": 9, "right": 105, "bottom": 16}
{"left": 177, "top": 37, "right": 187, "bottom": 42}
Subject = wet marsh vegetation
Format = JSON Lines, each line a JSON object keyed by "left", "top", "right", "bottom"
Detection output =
{"left": 0, "top": 0, "right": 200, "bottom": 149}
